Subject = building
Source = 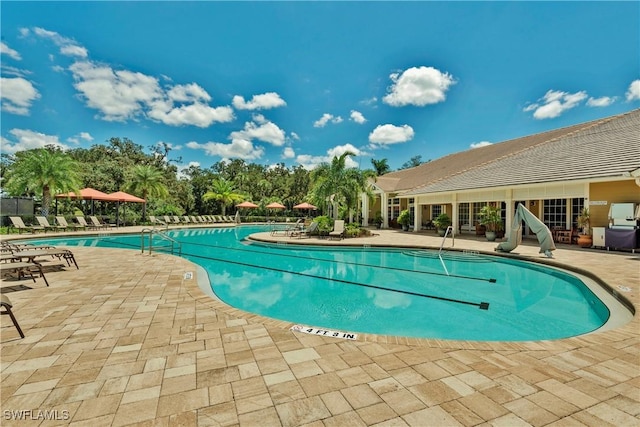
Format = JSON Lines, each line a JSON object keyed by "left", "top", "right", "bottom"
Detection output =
{"left": 364, "top": 109, "right": 640, "bottom": 241}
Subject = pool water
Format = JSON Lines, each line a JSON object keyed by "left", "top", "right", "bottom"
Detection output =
{"left": 22, "top": 225, "right": 612, "bottom": 341}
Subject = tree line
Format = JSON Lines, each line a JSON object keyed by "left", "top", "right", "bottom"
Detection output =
{"left": 1, "top": 137, "right": 401, "bottom": 224}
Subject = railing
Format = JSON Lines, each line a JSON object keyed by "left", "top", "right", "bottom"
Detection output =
{"left": 140, "top": 228, "right": 181, "bottom": 255}
{"left": 438, "top": 225, "right": 454, "bottom": 276}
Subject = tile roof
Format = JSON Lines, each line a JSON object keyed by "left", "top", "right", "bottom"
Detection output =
{"left": 375, "top": 109, "right": 640, "bottom": 196}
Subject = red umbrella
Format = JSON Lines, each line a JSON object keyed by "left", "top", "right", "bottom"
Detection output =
{"left": 266, "top": 202, "right": 286, "bottom": 209}
{"left": 109, "top": 191, "right": 146, "bottom": 203}
{"left": 236, "top": 201, "right": 259, "bottom": 208}
{"left": 55, "top": 187, "right": 119, "bottom": 216}
{"left": 293, "top": 202, "right": 317, "bottom": 210}
{"left": 56, "top": 187, "right": 119, "bottom": 201}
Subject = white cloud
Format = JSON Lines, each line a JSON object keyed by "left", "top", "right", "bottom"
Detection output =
{"left": 2, "top": 129, "right": 69, "bottom": 153}
{"left": 230, "top": 114, "right": 286, "bottom": 146}
{"left": 350, "top": 110, "right": 367, "bottom": 124}
{"left": 290, "top": 132, "right": 300, "bottom": 141}
{"left": 524, "top": 89, "right": 588, "bottom": 119}
{"left": 296, "top": 143, "right": 361, "bottom": 170}
{"left": 0, "top": 77, "right": 41, "bottom": 115}
{"left": 470, "top": 141, "right": 493, "bottom": 149}
{"left": 67, "top": 132, "right": 94, "bottom": 145}
{"left": 1, "top": 42, "right": 21, "bottom": 60}
{"left": 32, "top": 27, "right": 88, "bottom": 58}
{"left": 232, "top": 92, "right": 286, "bottom": 110}
{"left": 313, "top": 113, "right": 343, "bottom": 128}
{"left": 383, "top": 66, "right": 456, "bottom": 107}
{"left": 586, "top": 96, "right": 615, "bottom": 107}
{"left": 626, "top": 80, "right": 640, "bottom": 101}
{"left": 282, "top": 147, "right": 295, "bottom": 159}
{"left": 70, "top": 61, "right": 233, "bottom": 126}
{"left": 186, "top": 139, "right": 264, "bottom": 160}
{"left": 368, "top": 124, "right": 414, "bottom": 147}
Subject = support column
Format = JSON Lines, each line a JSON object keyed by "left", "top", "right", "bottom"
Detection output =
{"left": 382, "top": 193, "right": 389, "bottom": 228}
{"left": 361, "top": 193, "right": 369, "bottom": 226}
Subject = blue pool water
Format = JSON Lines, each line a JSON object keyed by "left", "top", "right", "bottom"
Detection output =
{"left": 22, "top": 225, "right": 611, "bottom": 341}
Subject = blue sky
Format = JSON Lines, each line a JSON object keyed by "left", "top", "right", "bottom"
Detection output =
{"left": 1, "top": 1, "right": 639, "bottom": 172}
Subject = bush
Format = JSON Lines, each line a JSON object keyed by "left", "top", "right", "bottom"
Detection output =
{"left": 397, "top": 209, "right": 411, "bottom": 227}
{"left": 433, "top": 213, "right": 451, "bottom": 230}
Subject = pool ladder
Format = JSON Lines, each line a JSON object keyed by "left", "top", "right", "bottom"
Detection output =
{"left": 438, "top": 226, "right": 455, "bottom": 276}
{"left": 141, "top": 228, "right": 182, "bottom": 255}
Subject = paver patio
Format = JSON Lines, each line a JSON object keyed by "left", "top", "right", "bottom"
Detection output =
{"left": 1, "top": 225, "right": 638, "bottom": 426}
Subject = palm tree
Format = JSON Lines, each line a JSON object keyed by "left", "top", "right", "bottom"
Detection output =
{"left": 371, "top": 158, "right": 390, "bottom": 176}
{"left": 126, "top": 165, "right": 169, "bottom": 221}
{"left": 309, "top": 152, "right": 374, "bottom": 220}
{"left": 3, "top": 148, "right": 81, "bottom": 216}
{"left": 203, "top": 178, "right": 244, "bottom": 216}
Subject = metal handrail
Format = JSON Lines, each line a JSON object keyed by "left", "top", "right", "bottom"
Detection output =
{"left": 438, "top": 225, "right": 454, "bottom": 276}
{"left": 141, "top": 228, "right": 182, "bottom": 255}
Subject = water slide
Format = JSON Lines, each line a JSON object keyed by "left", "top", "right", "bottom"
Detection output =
{"left": 496, "top": 203, "right": 556, "bottom": 257}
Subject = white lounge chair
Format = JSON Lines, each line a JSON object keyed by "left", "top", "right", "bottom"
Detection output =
{"left": 328, "top": 220, "right": 345, "bottom": 240}
{"left": 9, "top": 217, "right": 45, "bottom": 234}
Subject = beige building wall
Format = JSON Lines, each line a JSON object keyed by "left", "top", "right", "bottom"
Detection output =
{"left": 590, "top": 180, "right": 640, "bottom": 227}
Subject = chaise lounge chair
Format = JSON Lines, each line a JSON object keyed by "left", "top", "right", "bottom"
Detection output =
{"left": 9, "top": 216, "right": 45, "bottom": 234}
{"left": 1, "top": 295, "right": 24, "bottom": 338}
{"left": 290, "top": 221, "right": 319, "bottom": 239}
{"left": 89, "top": 216, "right": 111, "bottom": 230}
{"left": 56, "top": 216, "right": 85, "bottom": 231}
{"left": 328, "top": 220, "right": 345, "bottom": 240}
{"left": 149, "top": 215, "right": 167, "bottom": 226}
{"left": 36, "top": 216, "right": 65, "bottom": 232}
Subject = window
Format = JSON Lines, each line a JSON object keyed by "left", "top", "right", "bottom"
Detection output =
{"left": 472, "top": 203, "right": 484, "bottom": 225}
{"left": 387, "top": 198, "right": 400, "bottom": 219}
{"left": 571, "top": 198, "right": 585, "bottom": 229}
{"left": 431, "top": 205, "right": 442, "bottom": 218}
{"left": 458, "top": 203, "right": 470, "bottom": 226}
{"left": 543, "top": 199, "right": 567, "bottom": 229}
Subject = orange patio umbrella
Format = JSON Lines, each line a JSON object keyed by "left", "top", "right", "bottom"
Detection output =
{"left": 55, "top": 187, "right": 119, "bottom": 215}
{"left": 293, "top": 202, "right": 317, "bottom": 217}
{"left": 236, "top": 201, "right": 259, "bottom": 208}
{"left": 109, "top": 191, "right": 146, "bottom": 226}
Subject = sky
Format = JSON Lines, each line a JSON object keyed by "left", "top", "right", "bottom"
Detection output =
{"left": 1, "top": 1, "right": 639, "bottom": 172}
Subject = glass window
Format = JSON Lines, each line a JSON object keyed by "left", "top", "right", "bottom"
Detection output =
{"left": 543, "top": 199, "right": 567, "bottom": 229}
{"left": 571, "top": 198, "right": 585, "bottom": 229}
{"left": 387, "top": 198, "right": 400, "bottom": 219}
{"left": 458, "top": 203, "right": 470, "bottom": 226}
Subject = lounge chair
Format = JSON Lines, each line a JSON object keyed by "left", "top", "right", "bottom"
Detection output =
{"left": 56, "top": 216, "right": 85, "bottom": 231}
{"left": 282, "top": 218, "right": 303, "bottom": 236}
{"left": 182, "top": 216, "right": 192, "bottom": 224}
{"left": 163, "top": 216, "right": 175, "bottom": 225}
{"left": 290, "top": 221, "right": 319, "bottom": 239}
{"left": 1, "top": 295, "right": 24, "bottom": 338}
{"left": 0, "top": 260, "right": 49, "bottom": 286}
{"left": 9, "top": 217, "right": 45, "bottom": 234}
{"left": 76, "top": 216, "right": 92, "bottom": 229}
{"left": 89, "top": 216, "right": 111, "bottom": 230}
{"left": 36, "top": 216, "right": 65, "bottom": 232}
{"left": 171, "top": 216, "right": 182, "bottom": 224}
{"left": 328, "top": 220, "right": 345, "bottom": 240}
{"left": 149, "top": 215, "right": 167, "bottom": 226}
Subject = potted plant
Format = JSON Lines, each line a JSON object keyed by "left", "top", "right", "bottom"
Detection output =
{"left": 477, "top": 205, "right": 503, "bottom": 241}
{"left": 373, "top": 212, "right": 383, "bottom": 229}
{"left": 576, "top": 207, "right": 592, "bottom": 248}
{"left": 397, "top": 209, "right": 411, "bottom": 231}
{"left": 433, "top": 213, "right": 451, "bottom": 237}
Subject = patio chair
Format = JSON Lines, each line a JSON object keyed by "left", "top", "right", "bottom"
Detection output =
{"left": 290, "top": 221, "right": 319, "bottom": 239}
{"left": 1, "top": 295, "right": 24, "bottom": 338}
{"left": 0, "top": 260, "right": 49, "bottom": 286}
{"left": 172, "top": 216, "right": 182, "bottom": 224}
{"left": 76, "top": 216, "right": 92, "bottom": 229}
{"left": 89, "top": 216, "right": 111, "bottom": 230}
{"left": 149, "top": 215, "right": 167, "bottom": 226}
{"left": 182, "top": 216, "right": 192, "bottom": 224}
{"left": 36, "top": 216, "right": 65, "bottom": 232}
{"left": 328, "top": 220, "right": 345, "bottom": 240}
{"left": 56, "top": 216, "right": 85, "bottom": 231}
{"left": 9, "top": 217, "right": 45, "bottom": 234}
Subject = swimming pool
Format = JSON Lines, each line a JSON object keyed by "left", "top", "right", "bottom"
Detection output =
{"left": 20, "top": 225, "right": 627, "bottom": 342}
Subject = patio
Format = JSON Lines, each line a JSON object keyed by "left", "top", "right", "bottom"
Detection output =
{"left": 1, "top": 226, "right": 638, "bottom": 426}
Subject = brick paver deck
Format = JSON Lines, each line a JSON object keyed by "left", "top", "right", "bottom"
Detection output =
{"left": 1, "top": 225, "right": 638, "bottom": 426}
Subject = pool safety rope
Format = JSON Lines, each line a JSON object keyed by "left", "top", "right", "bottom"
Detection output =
{"left": 178, "top": 240, "right": 498, "bottom": 284}
{"left": 173, "top": 243, "right": 491, "bottom": 310}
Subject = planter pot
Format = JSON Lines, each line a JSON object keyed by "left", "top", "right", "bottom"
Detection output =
{"left": 577, "top": 234, "right": 592, "bottom": 248}
{"left": 402, "top": 225, "right": 408, "bottom": 231}
{"left": 437, "top": 228, "right": 446, "bottom": 237}
{"left": 485, "top": 231, "right": 497, "bottom": 242}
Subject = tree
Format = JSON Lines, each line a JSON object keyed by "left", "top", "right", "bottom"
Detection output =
{"left": 371, "top": 158, "right": 390, "bottom": 176}
{"left": 3, "top": 147, "right": 81, "bottom": 216}
{"left": 400, "top": 155, "right": 423, "bottom": 170}
{"left": 309, "top": 152, "right": 374, "bottom": 220}
{"left": 203, "top": 178, "right": 245, "bottom": 216}
{"left": 126, "top": 165, "right": 169, "bottom": 221}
